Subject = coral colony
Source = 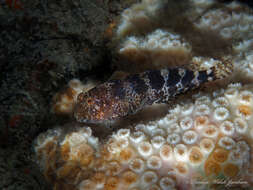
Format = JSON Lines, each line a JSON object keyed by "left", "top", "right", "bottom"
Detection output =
{"left": 34, "top": 0, "right": 253, "bottom": 190}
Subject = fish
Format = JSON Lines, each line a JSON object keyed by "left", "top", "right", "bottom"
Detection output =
{"left": 74, "top": 59, "right": 232, "bottom": 123}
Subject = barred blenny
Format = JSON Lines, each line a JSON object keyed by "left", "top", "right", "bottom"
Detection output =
{"left": 74, "top": 61, "right": 232, "bottom": 123}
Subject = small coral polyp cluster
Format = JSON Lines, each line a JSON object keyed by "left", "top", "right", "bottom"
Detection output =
{"left": 194, "top": 4, "right": 253, "bottom": 40}
{"left": 52, "top": 79, "right": 85, "bottom": 115}
{"left": 34, "top": 0, "right": 253, "bottom": 189}
{"left": 35, "top": 83, "right": 253, "bottom": 190}
{"left": 52, "top": 79, "right": 97, "bottom": 115}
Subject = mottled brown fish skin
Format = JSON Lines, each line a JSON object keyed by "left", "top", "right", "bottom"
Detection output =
{"left": 74, "top": 66, "right": 220, "bottom": 123}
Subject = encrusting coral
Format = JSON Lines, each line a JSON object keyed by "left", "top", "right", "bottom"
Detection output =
{"left": 118, "top": 29, "right": 192, "bottom": 71}
{"left": 115, "top": 0, "right": 253, "bottom": 81}
{"left": 116, "top": 0, "right": 168, "bottom": 38}
{"left": 194, "top": 1, "right": 253, "bottom": 40}
{"left": 35, "top": 83, "right": 253, "bottom": 190}
{"left": 34, "top": 0, "right": 253, "bottom": 190}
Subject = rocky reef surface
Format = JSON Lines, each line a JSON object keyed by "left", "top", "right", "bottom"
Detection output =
{"left": 1, "top": 0, "right": 253, "bottom": 190}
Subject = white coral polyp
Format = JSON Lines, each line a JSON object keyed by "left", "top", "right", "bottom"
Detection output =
{"left": 234, "top": 118, "right": 248, "bottom": 134}
{"left": 167, "top": 123, "right": 181, "bottom": 133}
{"left": 116, "top": 128, "right": 130, "bottom": 139}
{"left": 107, "top": 161, "right": 121, "bottom": 176}
{"left": 160, "top": 144, "right": 172, "bottom": 161}
{"left": 182, "top": 130, "right": 198, "bottom": 145}
{"left": 194, "top": 115, "right": 209, "bottom": 130}
{"left": 180, "top": 117, "right": 193, "bottom": 130}
{"left": 135, "top": 124, "right": 146, "bottom": 131}
{"left": 174, "top": 144, "right": 188, "bottom": 162}
{"left": 117, "top": 138, "right": 129, "bottom": 149}
{"left": 147, "top": 156, "right": 162, "bottom": 170}
{"left": 151, "top": 128, "right": 165, "bottom": 137}
{"left": 165, "top": 113, "right": 178, "bottom": 124}
{"left": 138, "top": 141, "right": 153, "bottom": 157}
{"left": 239, "top": 90, "right": 253, "bottom": 104}
{"left": 129, "top": 158, "right": 145, "bottom": 173}
{"left": 174, "top": 162, "right": 189, "bottom": 176}
{"left": 195, "top": 96, "right": 211, "bottom": 105}
{"left": 159, "top": 177, "right": 175, "bottom": 190}
{"left": 220, "top": 120, "right": 235, "bottom": 136}
{"left": 203, "top": 125, "right": 219, "bottom": 138}
{"left": 218, "top": 136, "right": 235, "bottom": 150}
{"left": 212, "top": 97, "right": 229, "bottom": 107}
{"left": 141, "top": 171, "right": 158, "bottom": 187}
{"left": 167, "top": 133, "right": 181, "bottom": 145}
{"left": 67, "top": 132, "right": 88, "bottom": 147}
{"left": 224, "top": 88, "right": 238, "bottom": 99}
{"left": 146, "top": 124, "right": 157, "bottom": 131}
{"left": 107, "top": 141, "right": 120, "bottom": 154}
{"left": 181, "top": 103, "right": 194, "bottom": 115}
{"left": 130, "top": 131, "right": 145, "bottom": 143}
{"left": 151, "top": 135, "right": 165, "bottom": 149}
{"left": 200, "top": 138, "right": 215, "bottom": 154}
{"left": 214, "top": 107, "right": 230, "bottom": 121}
{"left": 194, "top": 104, "right": 210, "bottom": 115}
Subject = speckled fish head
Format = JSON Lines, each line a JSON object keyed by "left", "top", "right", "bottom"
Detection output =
{"left": 74, "top": 83, "right": 129, "bottom": 123}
